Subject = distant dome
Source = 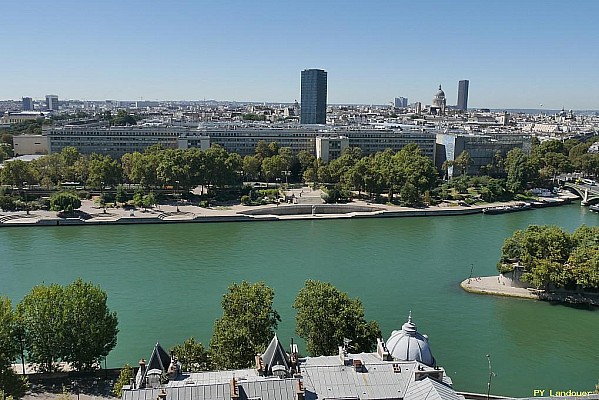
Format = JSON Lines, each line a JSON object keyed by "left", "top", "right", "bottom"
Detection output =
{"left": 435, "top": 85, "right": 445, "bottom": 99}
{"left": 386, "top": 312, "right": 436, "bottom": 366}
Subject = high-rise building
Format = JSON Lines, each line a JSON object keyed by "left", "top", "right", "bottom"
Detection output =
{"left": 457, "top": 80, "right": 469, "bottom": 111}
{"left": 46, "top": 95, "right": 59, "bottom": 111}
{"left": 22, "top": 97, "right": 33, "bottom": 111}
{"left": 300, "top": 69, "right": 327, "bottom": 124}
{"left": 394, "top": 97, "right": 408, "bottom": 108}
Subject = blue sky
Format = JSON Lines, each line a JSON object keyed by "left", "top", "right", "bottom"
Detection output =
{"left": 1, "top": 0, "right": 598, "bottom": 109}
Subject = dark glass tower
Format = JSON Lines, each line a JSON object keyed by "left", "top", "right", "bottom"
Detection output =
{"left": 457, "top": 80, "right": 469, "bottom": 111}
{"left": 301, "top": 69, "right": 327, "bottom": 124}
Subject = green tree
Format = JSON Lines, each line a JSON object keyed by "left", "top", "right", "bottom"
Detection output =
{"left": 16, "top": 283, "right": 65, "bottom": 372}
{"left": 0, "top": 297, "right": 19, "bottom": 367}
{"left": 170, "top": 337, "right": 211, "bottom": 372}
{"left": 453, "top": 150, "right": 473, "bottom": 176}
{"left": 61, "top": 279, "right": 119, "bottom": 371}
{"left": 115, "top": 185, "right": 128, "bottom": 204}
{"left": 242, "top": 155, "right": 262, "bottom": 181}
{"left": 88, "top": 154, "right": 122, "bottom": 188}
{"left": 16, "top": 280, "right": 118, "bottom": 372}
{"left": 112, "top": 364, "right": 134, "bottom": 397}
{"left": 293, "top": 280, "right": 381, "bottom": 356}
{"left": 0, "top": 297, "right": 28, "bottom": 399}
{"left": 504, "top": 148, "right": 535, "bottom": 193}
{"left": 111, "top": 110, "right": 137, "bottom": 126}
{"left": 209, "top": 281, "right": 280, "bottom": 369}
{"left": 50, "top": 191, "right": 81, "bottom": 212}
{"left": 0, "top": 143, "right": 12, "bottom": 163}
{"left": 0, "top": 160, "right": 36, "bottom": 187}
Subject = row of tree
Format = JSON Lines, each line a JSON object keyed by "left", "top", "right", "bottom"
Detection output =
{"left": 1, "top": 136, "right": 598, "bottom": 209}
{"left": 169, "top": 280, "right": 380, "bottom": 372}
{"left": 498, "top": 225, "right": 599, "bottom": 289}
{"left": 0, "top": 279, "right": 119, "bottom": 397}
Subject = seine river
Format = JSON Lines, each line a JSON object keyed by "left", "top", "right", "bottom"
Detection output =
{"left": 1, "top": 204, "right": 597, "bottom": 396}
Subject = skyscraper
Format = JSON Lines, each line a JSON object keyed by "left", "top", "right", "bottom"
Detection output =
{"left": 46, "top": 95, "right": 59, "bottom": 111}
{"left": 22, "top": 97, "right": 33, "bottom": 111}
{"left": 457, "top": 80, "right": 469, "bottom": 111}
{"left": 301, "top": 69, "right": 327, "bottom": 124}
{"left": 394, "top": 97, "right": 408, "bottom": 108}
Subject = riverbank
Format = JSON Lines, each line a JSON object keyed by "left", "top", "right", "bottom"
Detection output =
{"left": 460, "top": 276, "right": 539, "bottom": 300}
{"left": 0, "top": 190, "right": 579, "bottom": 227}
{"left": 461, "top": 276, "right": 599, "bottom": 307}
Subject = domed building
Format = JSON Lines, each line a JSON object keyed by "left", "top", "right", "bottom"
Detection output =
{"left": 431, "top": 85, "right": 447, "bottom": 115}
{"left": 385, "top": 312, "right": 436, "bottom": 366}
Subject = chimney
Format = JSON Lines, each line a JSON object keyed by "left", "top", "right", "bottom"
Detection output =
{"left": 139, "top": 359, "right": 147, "bottom": 377}
{"left": 377, "top": 338, "right": 391, "bottom": 361}
{"left": 296, "top": 379, "right": 305, "bottom": 400}
{"left": 353, "top": 359, "right": 364, "bottom": 373}
{"left": 230, "top": 378, "right": 240, "bottom": 400}
{"left": 255, "top": 355, "right": 264, "bottom": 375}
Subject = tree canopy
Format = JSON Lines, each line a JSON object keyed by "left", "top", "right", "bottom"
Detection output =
{"left": 209, "top": 281, "right": 280, "bottom": 369}
{"left": 16, "top": 279, "right": 118, "bottom": 372}
{"left": 293, "top": 280, "right": 381, "bottom": 356}
{"left": 498, "top": 225, "right": 599, "bottom": 289}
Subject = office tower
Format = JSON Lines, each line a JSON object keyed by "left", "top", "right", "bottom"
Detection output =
{"left": 46, "top": 95, "right": 59, "bottom": 111}
{"left": 394, "top": 97, "right": 408, "bottom": 108}
{"left": 22, "top": 97, "right": 33, "bottom": 111}
{"left": 457, "top": 80, "right": 469, "bottom": 111}
{"left": 301, "top": 69, "right": 327, "bottom": 124}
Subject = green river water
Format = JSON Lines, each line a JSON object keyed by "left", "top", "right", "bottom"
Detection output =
{"left": 1, "top": 204, "right": 598, "bottom": 396}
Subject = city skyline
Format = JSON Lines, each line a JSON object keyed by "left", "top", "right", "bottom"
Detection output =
{"left": 1, "top": 0, "right": 598, "bottom": 109}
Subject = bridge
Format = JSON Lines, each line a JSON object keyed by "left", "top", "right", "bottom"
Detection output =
{"left": 563, "top": 182, "right": 599, "bottom": 205}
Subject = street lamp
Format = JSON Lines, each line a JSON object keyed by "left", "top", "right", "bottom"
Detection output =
{"left": 175, "top": 180, "right": 180, "bottom": 212}
{"left": 23, "top": 181, "right": 29, "bottom": 215}
{"left": 101, "top": 181, "right": 106, "bottom": 213}
{"left": 486, "top": 354, "right": 495, "bottom": 400}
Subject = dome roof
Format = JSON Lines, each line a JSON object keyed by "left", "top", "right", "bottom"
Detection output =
{"left": 385, "top": 312, "right": 436, "bottom": 366}
{"left": 435, "top": 85, "right": 445, "bottom": 98}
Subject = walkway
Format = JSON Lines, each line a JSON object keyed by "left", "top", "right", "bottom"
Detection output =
{"left": 460, "top": 276, "right": 539, "bottom": 299}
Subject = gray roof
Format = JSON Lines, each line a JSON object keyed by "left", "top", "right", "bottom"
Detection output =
{"left": 405, "top": 378, "right": 464, "bottom": 400}
{"left": 123, "top": 378, "right": 300, "bottom": 400}
{"left": 301, "top": 354, "right": 415, "bottom": 400}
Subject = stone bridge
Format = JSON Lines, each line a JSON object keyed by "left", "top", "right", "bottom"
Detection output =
{"left": 563, "top": 182, "right": 599, "bottom": 205}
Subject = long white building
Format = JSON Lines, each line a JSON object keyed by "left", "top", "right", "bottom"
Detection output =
{"left": 38, "top": 122, "right": 437, "bottom": 162}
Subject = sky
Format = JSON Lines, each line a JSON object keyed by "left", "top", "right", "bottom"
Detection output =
{"left": 1, "top": 0, "right": 598, "bottom": 109}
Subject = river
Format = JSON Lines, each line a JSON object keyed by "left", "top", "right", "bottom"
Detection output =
{"left": 1, "top": 203, "right": 597, "bottom": 397}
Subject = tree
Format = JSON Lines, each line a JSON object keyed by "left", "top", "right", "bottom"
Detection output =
{"left": 454, "top": 150, "right": 473, "bottom": 176}
{"left": 209, "top": 281, "right": 280, "bottom": 369}
{"left": 88, "top": 154, "right": 122, "bottom": 189}
{"left": 111, "top": 110, "right": 137, "bottom": 126}
{"left": 61, "top": 279, "right": 119, "bottom": 371}
{"left": 115, "top": 185, "right": 128, "bottom": 204}
{"left": 0, "top": 160, "right": 36, "bottom": 187}
{"left": 0, "top": 297, "right": 19, "bottom": 367}
{"left": 16, "top": 283, "right": 65, "bottom": 372}
{"left": 16, "top": 280, "right": 118, "bottom": 372}
{"left": 170, "top": 337, "right": 211, "bottom": 372}
{"left": 50, "top": 191, "right": 81, "bottom": 212}
{"left": 242, "top": 155, "right": 262, "bottom": 181}
{"left": 0, "top": 143, "right": 12, "bottom": 163}
{"left": 0, "top": 297, "right": 28, "bottom": 399}
{"left": 504, "top": 148, "right": 536, "bottom": 193}
{"left": 293, "top": 280, "right": 381, "bottom": 356}
{"left": 112, "top": 364, "right": 134, "bottom": 397}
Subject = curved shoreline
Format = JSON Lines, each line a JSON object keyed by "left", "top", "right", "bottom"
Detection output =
{"left": 0, "top": 194, "right": 578, "bottom": 228}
